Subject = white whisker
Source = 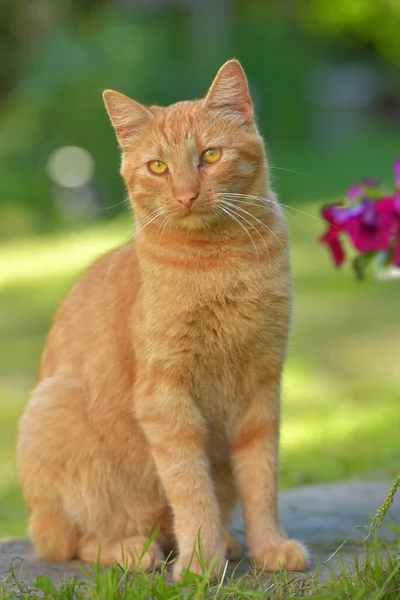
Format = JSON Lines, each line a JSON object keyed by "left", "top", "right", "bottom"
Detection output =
{"left": 218, "top": 205, "right": 259, "bottom": 260}
{"left": 220, "top": 201, "right": 267, "bottom": 245}
{"left": 158, "top": 215, "right": 172, "bottom": 245}
{"left": 134, "top": 208, "right": 164, "bottom": 238}
{"left": 220, "top": 201, "right": 271, "bottom": 263}
{"left": 220, "top": 200, "right": 286, "bottom": 254}
{"left": 248, "top": 163, "right": 302, "bottom": 176}
{"left": 204, "top": 219, "right": 212, "bottom": 234}
{"left": 269, "top": 166, "right": 302, "bottom": 175}
{"left": 105, "top": 229, "right": 134, "bottom": 283}
{"left": 219, "top": 192, "right": 324, "bottom": 223}
{"left": 221, "top": 196, "right": 295, "bottom": 220}
{"left": 222, "top": 198, "right": 292, "bottom": 219}
{"left": 106, "top": 209, "right": 163, "bottom": 281}
{"left": 97, "top": 198, "right": 130, "bottom": 212}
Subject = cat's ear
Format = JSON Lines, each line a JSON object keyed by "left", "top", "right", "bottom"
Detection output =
{"left": 204, "top": 60, "right": 253, "bottom": 124}
{"left": 103, "top": 90, "right": 153, "bottom": 147}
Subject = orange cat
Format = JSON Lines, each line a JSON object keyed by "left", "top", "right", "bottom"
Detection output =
{"left": 17, "top": 60, "right": 308, "bottom": 578}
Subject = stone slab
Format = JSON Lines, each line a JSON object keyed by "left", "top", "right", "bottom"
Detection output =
{"left": 1, "top": 481, "right": 399, "bottom": 588}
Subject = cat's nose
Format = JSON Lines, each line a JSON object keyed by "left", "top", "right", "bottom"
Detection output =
{"left": 175, "top": 190, "right": 198, "bottom": 209}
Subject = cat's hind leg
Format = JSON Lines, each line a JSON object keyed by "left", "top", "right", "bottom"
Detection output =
{"left": 28, "top": 505, "right": 79, "bottom": 561}
{"left": 17, "top": 377, "right": 94, "bottom": 561}
{"left": 18, "top": 376, "right": 167, "bottom": 570}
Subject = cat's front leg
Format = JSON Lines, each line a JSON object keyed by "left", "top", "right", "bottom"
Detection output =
{"left": 134, "top": 377, "right": 224, "bottom": 579}
{"left": 230, "top": 377, "right": 309, "bottom": 571}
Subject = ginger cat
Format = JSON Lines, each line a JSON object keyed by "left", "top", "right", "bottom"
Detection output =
{"left": 17, "top": 60, "right": 308, "bottom": 578}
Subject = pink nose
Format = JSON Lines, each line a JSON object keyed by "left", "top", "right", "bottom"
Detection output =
{"left": 175, "top": 190, "right": 198, "bottom": 209}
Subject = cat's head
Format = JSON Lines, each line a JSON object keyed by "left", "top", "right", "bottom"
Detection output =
{"left": 103, "top": 60, "right": 267, "bottom": 231}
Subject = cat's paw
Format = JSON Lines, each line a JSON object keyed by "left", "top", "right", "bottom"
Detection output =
{"left": 78, "top": 535, "right": 165, "bottom": 570}
{"left": 222, "top": 528, "right": 242, "bottom": 561}
{"left": 172, "top": 548, "right": 225, "bottom": 580}
{"left": 253, "top": 539, "right": 309, "bottom": 572}
{"left": 122, "top": 537, "right": 164, "bottom": 570}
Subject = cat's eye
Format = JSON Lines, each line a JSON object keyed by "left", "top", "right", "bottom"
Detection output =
{"left": 202, "top": 148, "right": 222, "bottom": 164}
{"left": 148, "top": 160, "right": 168, "bottom": 175}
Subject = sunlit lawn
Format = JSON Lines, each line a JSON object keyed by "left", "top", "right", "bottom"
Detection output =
{"left": 1, "top": 206, "right": 399, "bottom": 538}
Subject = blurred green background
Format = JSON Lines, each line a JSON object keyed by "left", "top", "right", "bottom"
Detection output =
{"left": 1, "top": 0, "right": 400, "bottom": 537}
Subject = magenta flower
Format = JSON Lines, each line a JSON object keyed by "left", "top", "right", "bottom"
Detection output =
{"left": 346, "top": 182, "right": 363, "bottom": 202}
{"left": 319, "top": 160, "right": 400, "bottom": 277}
{"left": 343, "top": 198, "right": 394, "bottom": 254}
{"left": 319, "top": 204, "right": 346, "bottom": 266}
{"left": 319, "top": 195, "right": 400, "bottom": 269}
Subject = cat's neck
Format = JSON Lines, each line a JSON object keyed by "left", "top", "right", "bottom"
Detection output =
{"left": 133, "top": 195, "right": 277, "bottom": 276}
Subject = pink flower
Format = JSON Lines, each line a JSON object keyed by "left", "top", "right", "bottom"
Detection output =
{"left": 392, "top": 190, "right": 400, "bottom": 266}
{"left": 319, "top": 194, "right": 400, "bottom": 269}
{"left": 343, "top": 198, "right": 393, "bottom": 254}
{"left": 346, "top": 182, "right": 363, "bottom": 202}
{"left": 319, "top": 204, "right": 346, "bottom": 266}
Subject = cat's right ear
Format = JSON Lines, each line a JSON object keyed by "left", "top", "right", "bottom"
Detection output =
{"left": 103, "top": 90, "right": 153, "bottom": 148}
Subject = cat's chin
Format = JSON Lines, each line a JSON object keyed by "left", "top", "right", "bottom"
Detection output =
{"left": 173, "top": 211, "right": 217, "bottom": 231}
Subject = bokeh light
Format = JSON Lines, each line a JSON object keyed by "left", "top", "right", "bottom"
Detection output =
{"left": 46, "top": 146, "right": 95, "bottom": 188}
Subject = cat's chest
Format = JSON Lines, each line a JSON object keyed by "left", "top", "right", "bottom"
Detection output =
{"left": 133, "top": 262, "right": 290, "bottom": 415}
{"left": 138, "top": 266, "right": 273, "bottom": 364}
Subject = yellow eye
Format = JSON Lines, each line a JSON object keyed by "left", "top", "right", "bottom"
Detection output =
{"left": 202, "top": 148, "right": 221, "bottom": 164}
{"left": 148, "top": 160, "right": 168, "bottom": 175}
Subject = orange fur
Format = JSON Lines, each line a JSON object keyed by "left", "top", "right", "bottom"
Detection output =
{"left": 17, "top": 60, "right": 308, "bottom": 578}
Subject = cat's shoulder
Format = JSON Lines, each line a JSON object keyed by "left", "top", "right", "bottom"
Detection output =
{"left": 64, "top": 239, "right": 138, "bottom": 304}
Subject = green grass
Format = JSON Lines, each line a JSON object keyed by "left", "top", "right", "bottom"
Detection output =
{"left": 1, "top": 538, "right": 399, "bottom": 599}
{"left": 1, "top": 204, "right": 400, "bottom": 539}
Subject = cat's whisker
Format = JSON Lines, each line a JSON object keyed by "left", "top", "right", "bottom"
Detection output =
{"left": 221, "top": 196, "right": 295, "bottom": 221}
{"left": 218, "top": 205, "right": 259, "bottom": 260}
{"left": 247, "top": 163, "right": 302, "bottom": 178}
{"left": 220, "top": 200, "right": 285, "bottom": 255}
{"left": 228, "top": 192, "right": 320, "bottom": 222}
{"left": 219, "top": 201, "right": 271, "bottom": 263}
{"left": 108, "top": 209, "right": 165, "bottom": 281}
{"left": 132, "top": 209, "right": 161, "bottom": 235}
{"left": 219, "top": 191, "right": 292, "bottom": 220}
{"left": 217, "top": 192, "right": 278, "bottom": 212}
{"left": 220, "top": 197, "right": 286, "bottom": 216}
{"left": 134, "top": 208, "right": 165, "bottom": 238}
{"left": 219, "top": 192, "right": 324, "bottom": 223}
{"left": 97, "top": 197, "right": 130, "bottom": 212}
{"left": 203, "top": 218, "right": 212, "bottom": 234}
{"left": 135, "top": 207, "right": 164, "bottom": 227}
{"left": 158, "top": 215, "right": 172, "bottom": 245}
{"left": 106, "top": 209, "right": 164, "bottom": 280}
{"left": 105, "top": 228, "right": 134, "bottom": 283}
{"left": 269, "top": 166, "right": 302, "bottom": 175}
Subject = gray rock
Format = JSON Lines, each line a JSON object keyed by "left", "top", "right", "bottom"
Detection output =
{"left": 1, "top": 481, "right": 399, "bottom": 588}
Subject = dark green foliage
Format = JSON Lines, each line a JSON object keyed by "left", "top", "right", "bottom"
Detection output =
{"left": 0, "top": 1, "right": 399, "bottom": 235}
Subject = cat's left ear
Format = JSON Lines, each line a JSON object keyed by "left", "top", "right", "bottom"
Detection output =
{"left": 204, "top": 59, "right": 253, "bottom": 124}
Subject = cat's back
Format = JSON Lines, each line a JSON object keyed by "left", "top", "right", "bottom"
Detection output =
{"left": 39, "top": 241, "right": 139, "bottom": 381}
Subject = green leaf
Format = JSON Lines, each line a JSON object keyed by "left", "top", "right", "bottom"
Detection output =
{"left": 34, "top": 575, "right": 58, "bottom": 598}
